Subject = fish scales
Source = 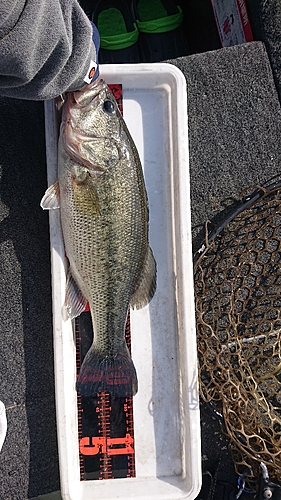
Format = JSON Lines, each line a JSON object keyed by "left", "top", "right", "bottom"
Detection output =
{"left": 60, "top": 139, "right": 146, "bottom": 348}
{"left": 41, "top": 79, "right": 156, "bottom": 397}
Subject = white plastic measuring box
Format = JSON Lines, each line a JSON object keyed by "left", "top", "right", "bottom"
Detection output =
{"left": 44, "top": 63, "right": 201, "bottom": 500}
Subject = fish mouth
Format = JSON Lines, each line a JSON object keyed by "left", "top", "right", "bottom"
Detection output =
{"left": 74, "top": 77, "right": 106, "bottom": 100}
{"left": 63, "top": 80, "right": 105, "bottom": 120}
{"left": 70, "top": 78, "right": 107, "bottom": 110}
{"left": 60, "top": 79, "right": 119, "bottom": 174}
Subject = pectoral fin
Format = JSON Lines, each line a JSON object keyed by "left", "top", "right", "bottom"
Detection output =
{"left": 72, "top": 171, "right": 101, "bottom": 217}
{"left": 130, "top": 246, "right": 157, "bottom": 310}
{"left": 40, "top": 181, "right": 60, "bottom": 209}
{"left": 62, "top": 271, "right": 88, "bottom": 320}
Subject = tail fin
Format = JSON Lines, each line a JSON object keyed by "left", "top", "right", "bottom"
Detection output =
{"left": 76, "top": 346, "right": 138, "bottom": 398}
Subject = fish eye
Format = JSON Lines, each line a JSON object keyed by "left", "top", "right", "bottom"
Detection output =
{"left": 103, "top": 100, "right": 115, "bottom": 114}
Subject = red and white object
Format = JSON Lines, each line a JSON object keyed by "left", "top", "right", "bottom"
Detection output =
{"left": 211, "top": 0, "right": 253, "bottom": 46}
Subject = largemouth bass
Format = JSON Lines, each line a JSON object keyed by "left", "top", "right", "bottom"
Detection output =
{"left": 41, "top": 78, "right": 156, "bottom": 397}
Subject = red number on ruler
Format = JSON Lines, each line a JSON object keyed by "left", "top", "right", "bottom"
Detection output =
{"left": 79, "top": 433, "right": 134, "bottom": 456}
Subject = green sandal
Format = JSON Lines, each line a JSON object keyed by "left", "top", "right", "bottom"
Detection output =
{"left": 131, "top": 0, "right": 189, "bottom": 62}
{"left": 92, "top": 0, "right": 141, "bottom": 63}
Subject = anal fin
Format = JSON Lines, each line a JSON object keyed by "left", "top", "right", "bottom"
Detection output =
{"left": 130, "top": 245, "right": 157, "bottom": 310}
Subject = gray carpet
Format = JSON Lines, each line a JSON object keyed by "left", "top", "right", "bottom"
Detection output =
{"left": 0, "top": 99, "right": 60, "bottom": 498}
{"left": 168, "top": 41, "right": 281, "bottom": 252}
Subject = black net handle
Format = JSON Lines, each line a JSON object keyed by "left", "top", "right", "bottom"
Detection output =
{"left": 194, "top": 180, "right": 281, "bottom": 264}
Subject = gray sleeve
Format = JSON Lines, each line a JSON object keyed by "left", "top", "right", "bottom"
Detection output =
{"left": 0, "top": 0, "right": 99, "bottom": 100}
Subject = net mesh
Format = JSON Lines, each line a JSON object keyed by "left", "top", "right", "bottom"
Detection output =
{"left": 194, "top": 183, "right": 281, "bottom": 486}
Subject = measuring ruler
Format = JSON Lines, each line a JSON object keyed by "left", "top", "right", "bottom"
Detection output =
{"left": 75, "top": 84, "right": 136, "bottom": 481}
